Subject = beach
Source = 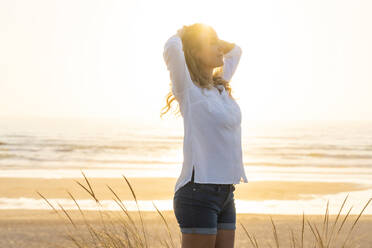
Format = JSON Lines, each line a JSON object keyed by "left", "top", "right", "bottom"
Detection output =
{"left": 1, "top": 119, "right": 372, "bottom": 246}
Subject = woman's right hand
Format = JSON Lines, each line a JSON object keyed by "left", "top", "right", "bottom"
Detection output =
{"left": 177, "top": 26, "right": 186, "bottom": 39}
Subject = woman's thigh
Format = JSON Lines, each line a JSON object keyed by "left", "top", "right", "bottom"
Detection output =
{"left": 181, "top": 233, "right": 216, "bottom": 248}
{"left": 217, "top": 191, "right": 236, "bottom": 230}
{"left": 215, "top": 229, "right": 235, "bottom": 248}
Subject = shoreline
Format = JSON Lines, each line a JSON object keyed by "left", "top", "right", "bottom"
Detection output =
{"left": 0, "top": 177, "right": 370, "bottom": 201}
{"left": 2, "top": 209, "right": 372, "bottom": 221}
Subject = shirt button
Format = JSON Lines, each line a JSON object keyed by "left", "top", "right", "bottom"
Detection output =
{"left": 193, "top": 188, "right": 196, "bottom": 191}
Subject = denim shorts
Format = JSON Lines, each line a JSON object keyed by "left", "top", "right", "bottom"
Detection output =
{"left": 173, "top": 180, "right": 236, "bottom": 235}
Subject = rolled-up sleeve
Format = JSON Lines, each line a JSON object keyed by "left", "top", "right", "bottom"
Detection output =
{"left": 222, "top": 44, "right": 242, "bottom": 82}
{"left": 163, "top": 34, "right": 193, "bottom": 102}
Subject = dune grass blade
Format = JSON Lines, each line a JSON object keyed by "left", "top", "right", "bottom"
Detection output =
{"left": 100, "top": 212, "right": 127, "bottom": 248}
{"left": 36, "top": 191, "right": 64, "bottom": 220}
{"left": 289, "top": 228, "right": 296, "bottom": 248}
{"left": 122, "top": 174, "right": 148, "bottom": 248}
{"left": 66, "top": 190, "right": 99, "bottom": 247}
{"left": 111, "top": 197, "right": 144, "bottom": 243}
{"left": 322, "top": 199, "right": 329, "bottom": 241}
{"left": 338, "top": 205, "right": 353, "bottom": 235}
{"left": 74, "top": 170, "right": 100, "bottom": 205}
{"left": 327, "top": 194, "right": 349, "bottom": 247}
{"left": 57, "top": 202, "right": 77, "bottom": 229}
{"left": 73, "top": 173, "right": 141, "bottom": 247}
{"left": 106, "top": 184, "right": 140, "bottom": 230}
{"left": 240, "top": 222, "right": 258, "bottom": 248}
{"left": 270, "top": 215, "right": 280, "bottom": 248}
{"left": 55, "top": 202, "right": 94, "bottom": 247}
{"left": 313, "top": 222, "right": 325, "bottom": 248}
{"left": 152, "top": 201, "right": 176, "bottom": 248}
{"left": 72, "top": 177, "right": 104, "bottom": 241}
{"left": 111, "top": 196, "right": 145, "bottom": 246}
{"left": 341, "top": 197, "right": 372, "bottom": 248}
{"left": 266, "top": 241, "right": 273, "bottom": 248}
{"left": 301, "top": 211, "right": 304, "bottom": 248}
{"left": 306, "top": 219, "right": 320, "bottom": 246}
{"left": 65, "top": 232, "right": 85, "bottom": 248}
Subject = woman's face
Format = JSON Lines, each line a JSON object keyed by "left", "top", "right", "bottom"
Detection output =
{"left": 195, "top": 31, "right": 224, "bottom": 68}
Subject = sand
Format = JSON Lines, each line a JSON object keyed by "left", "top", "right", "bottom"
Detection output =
{"left": 0, "top": 177, "right": 370, "bottom": 201}
{"left": 0, "top": 209, "right": 371, "bottom": 248}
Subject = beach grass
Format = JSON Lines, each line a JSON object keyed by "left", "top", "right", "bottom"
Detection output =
{"left": 36, "top": 171, "right": 371, "bottom": 248}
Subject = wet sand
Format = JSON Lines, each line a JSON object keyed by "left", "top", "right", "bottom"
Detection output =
{"left": 0, "top": 177, "right": 370, "bottom": 201}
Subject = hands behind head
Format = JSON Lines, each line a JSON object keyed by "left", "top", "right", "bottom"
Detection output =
{"left": 177, "top": 25, "right": 187, "bottom": 39}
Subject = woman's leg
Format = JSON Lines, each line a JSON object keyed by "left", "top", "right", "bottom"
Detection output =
{"left": 215, "top": 229, "right": 235, "bottom": 248}
{"left": 215, "top": 189, "right": 236, "bottom": 248}
{"left": 181, "top": 233, "right": 216, "bottom": 248}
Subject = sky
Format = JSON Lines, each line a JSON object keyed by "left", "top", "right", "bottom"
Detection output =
{"left": 1, "top": 0, "right": 371, "bottom": 126}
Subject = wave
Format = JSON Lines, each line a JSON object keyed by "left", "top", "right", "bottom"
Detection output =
{"left": 0, "top": 153, "right": 12, "bottom": 159}
{"left": 243, "top": 162, "right": 372, "bottom": 168}
{"left": 245, "top": 151, "right": 372, "bottom": 160}
{"left": 1, "top": 194, "right": 371, "bottom": 215}
{"left": 256, "top": 144, "right": 372, "bottom": 152}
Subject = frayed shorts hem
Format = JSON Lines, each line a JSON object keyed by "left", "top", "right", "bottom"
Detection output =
{"left": 180, "top": 222, "right": 236, "bottom": 234}
{"left": 217, "top": 222, "right": 236, "bottom": 230}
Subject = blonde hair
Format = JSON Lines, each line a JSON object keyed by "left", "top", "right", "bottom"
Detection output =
{"left": 160, "top": 23, "right": 235, "bottom": 118}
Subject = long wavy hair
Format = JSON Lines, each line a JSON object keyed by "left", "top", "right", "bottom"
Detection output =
{"left": 160, "top": 23, "right": 235, "bottom": 118}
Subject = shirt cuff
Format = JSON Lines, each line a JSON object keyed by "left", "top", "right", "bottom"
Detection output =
{"left": 165, "top": 33, "right": 183, "bottom": 50}
{"left": 223, "top": 44, "right": 242, "bottom": 59}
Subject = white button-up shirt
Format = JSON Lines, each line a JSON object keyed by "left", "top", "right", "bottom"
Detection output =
{"left": 163, "top": 33, "right": 249, "bottom": 193}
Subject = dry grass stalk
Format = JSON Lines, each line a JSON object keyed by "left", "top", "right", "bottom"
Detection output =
{"left": 37, "top": 172, "right": 371, "bottom": 248}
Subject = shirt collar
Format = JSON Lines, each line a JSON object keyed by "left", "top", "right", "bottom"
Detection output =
{"left": 201, "top": 85, "right": 228, "bottom": 98}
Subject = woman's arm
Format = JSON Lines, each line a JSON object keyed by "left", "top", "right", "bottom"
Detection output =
{"left": 219, "top": 39, "right": 243, "bottom": 82}
{"left": 219, "top": 39, "right": 235, "bottom": 55}
{"left": 163, "top": 32, "right": 193, "bottom": 102}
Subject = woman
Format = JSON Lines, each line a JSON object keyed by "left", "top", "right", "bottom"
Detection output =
{"left": 161, "top": 23, "right": 248, "bottom": 248}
